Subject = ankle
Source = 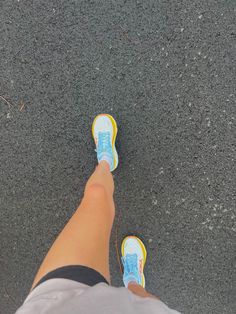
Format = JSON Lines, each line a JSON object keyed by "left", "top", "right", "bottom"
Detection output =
{"left": 123, "top": 273, "right": 139, "bottom": 288}
{"left": 128, "top": 281, "right": 140, "bottom": 288}
{"left": 99, "top": 160, "right": 111, "bottom": 171}
{"left": 127, "top": 281, "right": 146, "bottom": 296}
{"left": 128, "top": 282, "right": 157, "bottom": 299}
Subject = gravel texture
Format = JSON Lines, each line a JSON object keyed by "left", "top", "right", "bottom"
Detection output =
{"left": 0, "top": 1, "right": 235, "bottom": 313}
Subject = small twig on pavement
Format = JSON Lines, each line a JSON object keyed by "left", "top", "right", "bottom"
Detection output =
{"left": 0, "top": 95, "right": 15, "bottom": 109}
{"left": 0, "top": 95, "right": 26, "bottom": 113}
{"left": 19, "top": 100, "right": 25, "bottom": 112}
{"left": 3, "top": 287, "right": 17, "bottom": 305}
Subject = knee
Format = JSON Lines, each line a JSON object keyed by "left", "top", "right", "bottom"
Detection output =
{"left": 84, "top": 183, "right": 108, "bottom": 200}
{"left": 83, "top": 183, "right": 115, "bottom": 220}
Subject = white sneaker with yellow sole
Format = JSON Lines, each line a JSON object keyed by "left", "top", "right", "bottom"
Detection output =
{"left": 92, "top": 114, "right": 118, "bottom": 172}
{"left": 121, "top": 236, "right": 147, "bottom": 288}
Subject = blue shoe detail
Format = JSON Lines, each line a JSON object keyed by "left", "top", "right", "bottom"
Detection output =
{"left": 122, "top": 253, "right": 142, "bottom": 287}
{"left": 97, "top": 131, "right": 114, "bottom": 170}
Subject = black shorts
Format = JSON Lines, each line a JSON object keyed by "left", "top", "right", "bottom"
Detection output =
{"left": 34, "top": 265, "right": 109, "bottom": 289}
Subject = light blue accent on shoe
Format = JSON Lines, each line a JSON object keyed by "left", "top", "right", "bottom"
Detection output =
{"left": 122, "top": 253, "right": 142, "bottom": 287}
{"left": 97, "top": 131, "right": 114, "bottom": 170}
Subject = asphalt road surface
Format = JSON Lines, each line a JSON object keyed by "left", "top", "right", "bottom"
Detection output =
{"left": 0, "top": 1, "right": 235, "bottom": 313}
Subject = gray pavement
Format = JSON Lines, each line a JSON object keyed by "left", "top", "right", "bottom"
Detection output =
{"left": 0, "top": 1, "right": 235, "bottom": 313}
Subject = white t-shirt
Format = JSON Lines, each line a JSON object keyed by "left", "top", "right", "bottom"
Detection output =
{"left": 16, "top": 279, "right": 181, "bottom": 314}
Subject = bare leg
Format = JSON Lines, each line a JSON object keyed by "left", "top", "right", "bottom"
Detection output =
{"left": 32, "top": 161, "right": 114, "bottom": 289}
{"left": 31, "top": 160, "right": 156, "bottom": 300}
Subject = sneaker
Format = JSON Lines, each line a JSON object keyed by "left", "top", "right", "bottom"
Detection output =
{"left": 121, "top": 236, "right": 147, "bottom": 288}
{"left": 92, "top": 114, "right": 118, "bottom": 172}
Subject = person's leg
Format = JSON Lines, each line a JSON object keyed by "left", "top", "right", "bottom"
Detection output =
{"left": 32, "top": 160, "right": 114, "bottom": 289}
{"left": 127, "top": 282, "right": 158, "bottom": 299}
{"left": 31, "top": 113, "right": 155, "bottom": 299}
